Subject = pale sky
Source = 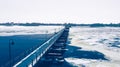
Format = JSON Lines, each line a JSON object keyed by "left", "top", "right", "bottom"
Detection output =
{"left": 0, "top": 0, "right": 120, "bottom": 24}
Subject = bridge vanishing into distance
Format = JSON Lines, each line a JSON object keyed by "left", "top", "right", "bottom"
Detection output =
{"left": 3, "top": 25, "right": 70, "bottom": 67}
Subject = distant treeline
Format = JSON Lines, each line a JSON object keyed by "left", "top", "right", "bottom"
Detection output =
{"left": 69, "top": 23, "right": 120, "bottom": 27}
{"left": 0, "top": 22, "right": 120, "bottom": 27}
{"left": 0, "top": 22, "right": 64, "bottom": 26}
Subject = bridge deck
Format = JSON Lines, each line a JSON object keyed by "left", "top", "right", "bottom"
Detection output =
{"left": 34, "top": 26, "right": 69, "bottom": 67}
{"left": 12, "top": 27, "right": 66, "bottom": 67}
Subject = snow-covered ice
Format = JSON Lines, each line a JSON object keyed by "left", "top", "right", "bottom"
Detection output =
{"left": 0, "top": 26, "right": 64, "bottom": 36}
{"left": 65, "top": 27, "right": 120, "bottom": 67}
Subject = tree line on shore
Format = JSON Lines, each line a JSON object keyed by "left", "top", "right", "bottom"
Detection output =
{"left": 0, "top": 22, "right": 120, "bottom": 27}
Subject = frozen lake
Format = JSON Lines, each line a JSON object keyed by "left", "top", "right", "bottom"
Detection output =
{"left": 65, "top": 27, "right": 120, "bottom": 67}
{"left": 0, "top": 26, "right": 120, "bottom": 67}
{"left": 0, "top": 26, "right": 63, "bottom": 66}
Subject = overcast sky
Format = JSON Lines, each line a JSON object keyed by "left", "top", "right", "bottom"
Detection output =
{"left": 0, "top": 0, "right": 120, "bottom": 24}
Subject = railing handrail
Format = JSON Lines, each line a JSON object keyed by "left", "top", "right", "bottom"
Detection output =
{"left": 13, "top": 28, "right": 65, "bottom": 67}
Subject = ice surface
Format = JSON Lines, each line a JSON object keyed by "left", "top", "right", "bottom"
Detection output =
{"left": 0, "top": 26, "right": 64, "bottom": 36}
{"left": 65, "top": 27, "right": 120, "bottom": 67}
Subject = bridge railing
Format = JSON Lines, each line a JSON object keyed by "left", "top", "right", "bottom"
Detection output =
{"left": 13, "top": 28, "right": 65, "bottom": 67}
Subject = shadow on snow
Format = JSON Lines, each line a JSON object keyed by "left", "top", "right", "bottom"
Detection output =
{"left": 64, "top": 45, "right": 108, "bottom": 60}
